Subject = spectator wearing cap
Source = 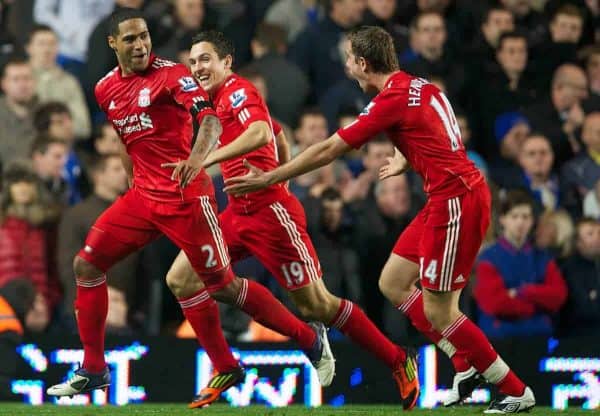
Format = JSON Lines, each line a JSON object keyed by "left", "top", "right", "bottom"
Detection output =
{"left": 489, "top": 111, "right": 530, "bottom": 189}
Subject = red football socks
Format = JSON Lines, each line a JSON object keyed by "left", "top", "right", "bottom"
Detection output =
{"left": 398, "top": 289, "right": 470, "bottom": 372}
{"left": 331, "top": 299, "right": 406, "bottom": 367}
{"left": 178, "top": 289, "right": 239, "bottom": 373}
{"left": 235, "top": 278, "right": 316, "bottom": 350}
{"left": 442, "top": 315, "right": 526, "bottom": 396}
{"left": 75, "top": 275, "right": 108, "bottom": 373}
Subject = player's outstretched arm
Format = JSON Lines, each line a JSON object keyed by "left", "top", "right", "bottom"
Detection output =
{"left": 202, "top": 120, "right": 272, "bottom": 168}
{"left": 161, "top": 114, "right": 222, "bottom": 188}
{"left": 379, "top": 148, "right": 411, "bottom": 180}
{"left": 223, "top": 133, "right": 351, "bottom": 196}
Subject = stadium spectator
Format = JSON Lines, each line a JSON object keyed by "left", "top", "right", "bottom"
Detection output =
{"left": 524, "top": 64, "right": 589, "bottom": 169}
{"left": 0, "top": 278, "right": 37, "bottom": 399}
{"left": 242, "top": 22, "right": 309, "bottom": 126}
{"left": 33, "top": 102, "right": 85, "bottom": 205}
{"left": 362, "top": 0, "right": 406, "bottom": 52}
{"left": 92, "top": 121, "right": 121, "bottom": 156}
{"left": 471, "top": 32, "right": 537, "bottom": 159}
{"left": 151, "top": 0, "right": 215, "bottom": 61}
{"left": 559, "top": 218, "right": 600, "bottom": 336}
{"left": 33, "top": 0, "right": 114, "bottom": 80}
{"left": 264, "top": 0, "right": 322, "bottom": 43}
{"left": 26, "top": 24, "right": 91, "bottom": 139}
{"left": 489, "top": 111, "right": 531, "bottom": 188}
{"left": 306, "top": 188, "right": 361, "bottom": 304}
{"left": 466, "top": 5, "right": 514, "bottom": 70}
{"left": 514, "top": 134, "right": 559, "bottom": 212}
{"left": 402, "top": 12, "right": 465, "bottom": 103}
{"left": 474, "top": 190, "right": 568, "bottom": 339}
{"left": 290, "top": 108, "right": 335, "bottom": 199}
{"left": 535, "top": 209, "right": 575, "bottom": 260}
{"left": 499, "top": 0, "right": 547, "bottom": 48}
{"left": 532, "top": 5, "right": 585, "bottom": 89}
{"left": 561, "top": 112, "right": 600, "bottom": 217}
{"left": 57, "top": 154, "right": 136, "bottom": 332}
{"left": 30, "top": 136, "right": 69, "bottom": 207}
{"left": 288, "top": 0, "right": 365, "bottom": 100}
{"left": 0, "top": 162, "right": 60, "bottom": 324}
{"left": 456, "top": 111, "right": 488, "bottom": 177}
{"left": 0, "top": 57, "right": 37, "bottom": 170}
{"left": 583, "top": 179, "right": 600, "bottom": 219}
{"left": 582, "top": 45, "right": 600, "bottom": 98}
{"left": 355, "top": 174, "right": 416, "bottom": 330}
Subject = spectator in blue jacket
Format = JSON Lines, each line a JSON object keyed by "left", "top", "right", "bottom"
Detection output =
{"left": 474, "top": 189, "right": 568, "bottom": 339}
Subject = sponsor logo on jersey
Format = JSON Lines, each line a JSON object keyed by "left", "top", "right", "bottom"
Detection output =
{"left": 229, "top": 88, "right": 247, "bottom": 108}
{"left": 179, "top": 76, "right": 199, "bottom": 92}
{"left": 360, "top": 101, "right": 375, "bottom": 116}
{"left": 138, "top": 88, "right": 151, "bottom": 107}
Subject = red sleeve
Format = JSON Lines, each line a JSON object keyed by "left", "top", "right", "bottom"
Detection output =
{"left": 226, "top": 83, "right": 270, "bottom": 128}
{"left": 272, "top": 119, "right": 282, "bottom": 135}
{"left": 473, "top": 261, "right": 536, "bottom": 319}
{"left": 519, "top": 260, "right": 568, "bottom": 313}
{"left": 166, "top": 64, "right": 216, "bottom": 124}
{"left": 336, "top": 91, "right": 400, "bottom": 149}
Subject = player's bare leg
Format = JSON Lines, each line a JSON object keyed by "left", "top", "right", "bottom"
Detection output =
{"left": 422, "top": 289, "right": 535, "bottom": 413}
{"left": 379, "top": 254, "right": 479, "bottom": 405}
{"left": 47, "top": 256, "right": 111, "bottom": 396}
{"left": 166, "top": 258, "right": 244, "bottom": 408}
{"left": 288, "top": 279, "right": 418, "bottom": 410}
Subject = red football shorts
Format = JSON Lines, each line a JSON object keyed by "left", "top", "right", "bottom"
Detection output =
{"left": 78, "top": 189, "right": 234, "bottom": 292}
{"left": 393, "top": 183, "right": 491, "bottom": 292}
{"left": 219, "top": 193, "right": 322, "bottom": 290}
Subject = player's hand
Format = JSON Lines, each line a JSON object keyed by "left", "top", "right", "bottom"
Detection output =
{"left": 161, "top": 154, "right": 203, "bottom": 188}
{"left": 379, "top": 149, "right": 410, "bottom": 180}
{"left": 223, "top": 159, "right": 271, "bottom": 196}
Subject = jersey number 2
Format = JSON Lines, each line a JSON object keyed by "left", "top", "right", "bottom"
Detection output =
{"left": 430, "top": 93, "right": 462, "bottom": 152}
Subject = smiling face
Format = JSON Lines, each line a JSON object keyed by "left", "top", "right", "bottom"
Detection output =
{"left": 189, "top": 41, "right": 232, "bottom": 95}
{"left": 109, "top": 18, "right": 152, "bottom": 76}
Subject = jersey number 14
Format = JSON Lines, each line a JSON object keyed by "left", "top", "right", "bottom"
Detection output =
{"left": 430, "top": 92, "right": 462, "bottom": 152}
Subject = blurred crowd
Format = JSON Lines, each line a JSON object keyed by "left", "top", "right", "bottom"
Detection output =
{"left": 0, "top": 0, "right": 599, "bottom": 350}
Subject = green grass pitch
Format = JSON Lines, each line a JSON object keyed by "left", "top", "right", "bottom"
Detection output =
{"left": 0, "top": 404, "right": 593, "bottom": 415}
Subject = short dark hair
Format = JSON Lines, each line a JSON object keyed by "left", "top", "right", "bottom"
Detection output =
{"left": 497, "top": 31, "right": 527, "bottom": 51}
{"left": 411, "top": 11, "right": 444, "bottom": 30}
{"left": 364, "top": 134, "right": 393, "bottom": 154}
{"left": 191, "top": 30, "right": 235, "bottom": 60}
{"left": 321, "top": 187, "right": 342, "bottom": 202}
{"left": 576, "top": 217, "right": 599, "bottom": 233}
{"left": 0, "top": 55, "right": 30, "bottom": 79}
{"left": 297, "top": 107, "right": 325, "bottom": 125}
{"left": 347, "top": 26, "right": 399, "bottom": 74}
{"left": 26, "top": 23, "right": 55, "bottom": 45}
{"left": 499, "top": 189, "right": 535, "bottom": 215}
{"left": 108, "top": 7, "right": 146, "bottom": 37}
{"left": 553, "top": 4, "right": 584, "bottom": 22}
{"left": 33, "top": 102, "right": 71, "bottom": 134}
{"left": 30, "top": 136, "right": 66, "bottom": 157}
{"left": 88, "top": 153, "right": 120, "bottom": 176}
{"left": 482, "top": 6, "right": 512, "bottom": 25}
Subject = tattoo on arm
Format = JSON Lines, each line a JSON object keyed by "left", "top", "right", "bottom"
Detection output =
{"left": 192, "top": 114, "right": 222, "bottom": 160}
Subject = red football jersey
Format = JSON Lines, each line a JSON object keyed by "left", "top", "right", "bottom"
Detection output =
{"left": 338, "top": 71, "right": 483, "bottom": 200}
{"left": 213, "top": 74, "right": 286, "bottom": 212}
{"left": 95, "top": 55, "right": 215, "bottom": 202}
